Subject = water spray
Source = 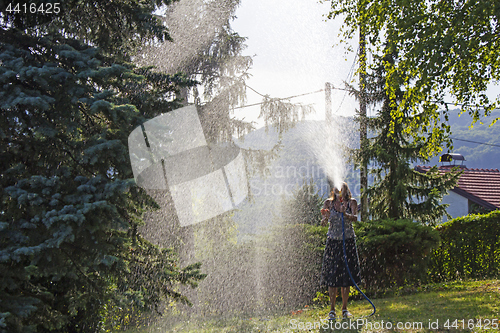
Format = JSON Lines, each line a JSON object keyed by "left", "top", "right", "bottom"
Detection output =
{"left": 341, "top": 211, "right": 376, "bottom": 318}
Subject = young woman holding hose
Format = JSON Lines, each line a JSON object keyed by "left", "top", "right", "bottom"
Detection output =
{"left": 320, "top": 182, "right": 362, "bottom": 320}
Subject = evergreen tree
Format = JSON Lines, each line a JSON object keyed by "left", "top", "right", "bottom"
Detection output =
{"left": 361, "top": 49, "right": 460, "bottom": 225}
{"left": 192, "top": 20, "right": 254, "bottom": 143}
{"left": 137, "top": 0, "right": 254, "bottom": 142}
{"left": 139, "top": 0, "right": 313, "bottom": 141}
{"left": 278, "top": 179, "right": 324, "bottom": 226}
{"left": 0, "top": 1, "right": 205, "bottom": 332}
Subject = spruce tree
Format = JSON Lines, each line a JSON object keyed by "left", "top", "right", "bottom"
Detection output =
{"left": 361, "top": 48, "right": 460, "bottom": 225}
{"left": 279, "top": 179, "right": 324, "bottom": 226}
{"left": 0, "top": 1, "right": 205, "bottom": 332}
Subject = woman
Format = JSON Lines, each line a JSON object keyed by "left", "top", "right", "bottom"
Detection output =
{"left": 320, "top": 182, "right": 362, "bottom": 320}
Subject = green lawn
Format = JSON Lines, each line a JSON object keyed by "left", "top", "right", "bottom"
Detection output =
{"left": 126, "top": 279, "right": 500, "bottom": 333}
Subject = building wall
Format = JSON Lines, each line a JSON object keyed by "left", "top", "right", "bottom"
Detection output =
{"left": 442, "top": 190, "right": 469, "bottom": 222}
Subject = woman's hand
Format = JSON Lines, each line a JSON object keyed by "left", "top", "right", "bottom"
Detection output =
{"left": 321, "top": 208, "right": 330, "bottom": 217}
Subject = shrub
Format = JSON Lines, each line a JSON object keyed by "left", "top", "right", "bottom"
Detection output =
{"left": 279, "top": 179, "right": 325, "bottom": 226}
{"left": 428, "top": 210, "right": 500, "bottom": 282}
{"left": 258, "top": 224, "right": 326, "bottom": 312}
{"left": 354, "top": 219, "right": 440, "bottom": 291}
{"left": 259, "top": 219, "right": 442, "bottom": 303}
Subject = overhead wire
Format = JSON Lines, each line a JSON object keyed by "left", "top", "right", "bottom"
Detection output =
{"left": 239, "top": 84, "right": 495, "bottom": 120}
{"left": 236, "top": 49, "right": 494, "bottom": 120}
{"left": 235, "top": 84, "right": 352, "bottom": 110}
{"left": 439, "top": 108, "right": 499, "bottom": 149}
{"left": 234, "top": 87, "right": 327, "bottom": 110}
{"left": 333, "top": 46, "right": 359, "bottom": 115}
{"left": 235, "top": 46, "right": 360, "bottom": 112}
{"left": 449, "top": 137, "right": 500, "bottom": 148}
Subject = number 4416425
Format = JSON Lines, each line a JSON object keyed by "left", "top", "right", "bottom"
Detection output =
{"left": 444, "top": 319, "right": 499, "bottom": 330}
{"left": 5, "top": 3, "right": 60, "bottom": 14}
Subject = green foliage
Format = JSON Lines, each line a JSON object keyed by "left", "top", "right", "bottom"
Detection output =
{"left": 0, "top": 0, "right": 178, "bottom": 59}
{"left": 328, "top": 0, "right": 500, "bottom": 157}
{"left": 257, "top": 223, "right": 326, "bottom": 312}
{"left": 428, "top": 210, "right": 500, "bottom": 282}
{"left": 279, "top": 179, "right": 325, "bottom": 226}
{"left": 102, "top": 237, "right": 206, "bottom": 330}
{"left": 354, "top": 219, "right": 441, "bottom": 291}
{"left": 0, "top": 1, "right": 204, "bottom": 332}
{"left": 361, "top": 51, "right": 460, "bottom": 224}
{"left": 329, "top": 0, "right": 500, "bottom": 111}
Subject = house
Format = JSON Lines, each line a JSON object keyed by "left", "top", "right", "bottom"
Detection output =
{"left": 415, "top": 153, "right": 500, "bottom": 222}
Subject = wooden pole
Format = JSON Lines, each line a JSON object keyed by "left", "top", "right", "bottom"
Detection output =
{"left": 325, "top": 82, "right": 332, "bottom": 123}
{"left": 359, "top": 24, "right": 368, "bottom": 221}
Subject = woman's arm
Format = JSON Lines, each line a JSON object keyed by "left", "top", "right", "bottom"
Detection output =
{"left": 320, "top": 200, "right": 331, "bottom": 227}
{"left": 345, "top": 199, "right": 358, "bottom": 222}
{"left": 321, "top": 216, "right": 328, "bottom": 227}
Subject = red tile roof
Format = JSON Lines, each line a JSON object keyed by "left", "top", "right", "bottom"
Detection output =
{"left": 415, "top": 165, "right": 500, "bottom": 210}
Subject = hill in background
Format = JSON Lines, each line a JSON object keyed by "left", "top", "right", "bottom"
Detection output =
{"left": 426, "top": 109, "right": 500, "bottom": 169}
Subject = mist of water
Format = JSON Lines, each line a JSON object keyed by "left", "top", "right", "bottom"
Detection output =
{"left": 131, "top": 0, "right": 363, "bottom": 330}
{"left": 301, "top": 116, "right": 357, "bottom": 191}
{"left": 136, "top": 0, "right": 236, "bottom": 74}
{"left": 137, "top": 118, "right": 359, "bottom": 331}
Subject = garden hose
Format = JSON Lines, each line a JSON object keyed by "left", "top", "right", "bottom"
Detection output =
{"left": 342, "top": 212, "right": 376, "bottom": 318}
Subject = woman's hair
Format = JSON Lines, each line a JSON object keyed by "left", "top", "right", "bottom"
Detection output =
{"left": 341, "top": 182, "right": 351, "bottom": 201}
{"left": 329, "top": 187, "right": 338, "bottom": 200}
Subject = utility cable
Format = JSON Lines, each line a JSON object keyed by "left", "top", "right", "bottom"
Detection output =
{"left": 235, "top": 82, "right": 493, "bottom": 114}
{"left": 245, "top": 84, "right": 267, "bottom": 98}
{"left": 234, "top": 87, "right": 325, "bottom": 110}
{"left": 437, "top": 109, "right": 500, "bottom": 149}
{"left": 449, "top": 137, "right": 500, "bottom": 148}
{"left": 333, "top": 46, "right": 359, "bottom": 115}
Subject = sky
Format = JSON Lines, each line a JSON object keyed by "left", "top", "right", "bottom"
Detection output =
{"left": 229, "top": 0, "right": 500, "bottom": 128}
{"left": 230, "top": 0, "right": 363, "bottom": 128}
{"left": 151, "top": 0, "right": 499, "bottom": 129}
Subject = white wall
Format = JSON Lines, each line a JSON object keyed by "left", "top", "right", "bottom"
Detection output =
{"left": 442, "top": 191, "right": 469, "bottom": 223}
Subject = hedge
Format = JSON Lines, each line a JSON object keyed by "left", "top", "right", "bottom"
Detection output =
{"left": 428, "top": 210, "right": 500, "bottom": 282}
{"left": 187, "top": 210, "right": 500, "bottom": 318}
{"left": 354, "top": 219, "right": 440, "bottom": 291}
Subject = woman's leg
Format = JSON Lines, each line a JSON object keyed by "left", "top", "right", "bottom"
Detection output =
{"left": 328, "top": 287, "right": 337, "bottom": 312}
{"left": 341, "top": 286, "right": 350, "bottom": 310}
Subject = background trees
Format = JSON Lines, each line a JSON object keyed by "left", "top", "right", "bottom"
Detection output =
{"left": 0, "top": 1, "right": 205, "bottom": 331}
{"left": 278, "top": 179, "right": 325, "bottom": 226}
{"left": 137, "top": 0, "right": 254, "bottom": 143}
{"left": 328, "top": 0, "right": 500, "bottom": 158}
{"left": 361, "top": 50, "right": 460, "bottom": 224}
{"left": 326, "top": 0, "right": 498, "bottom": 221}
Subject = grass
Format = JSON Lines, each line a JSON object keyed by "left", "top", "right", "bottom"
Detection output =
{"left": 125, "top": 279, "right": 500, "bottom": 333}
